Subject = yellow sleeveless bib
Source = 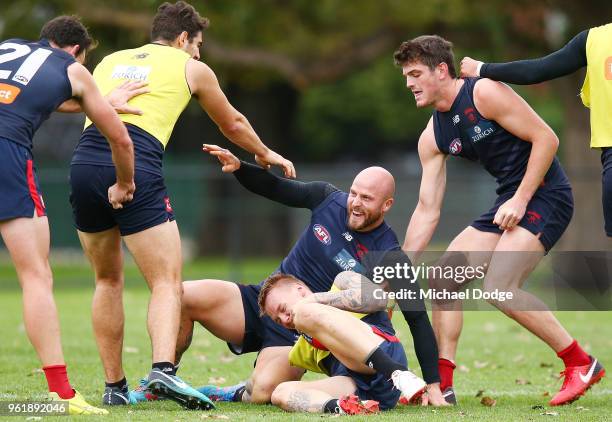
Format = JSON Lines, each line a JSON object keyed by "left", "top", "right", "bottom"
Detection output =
{"left": 580, "top": 24, "right": 612, "bottom": 148}
{"left": 84, "top": 44, "right": 192, "bottom": 147}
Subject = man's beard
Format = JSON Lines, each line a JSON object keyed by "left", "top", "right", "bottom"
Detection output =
{"left": 348, "top": 210, "right": 380, "bottom": 231}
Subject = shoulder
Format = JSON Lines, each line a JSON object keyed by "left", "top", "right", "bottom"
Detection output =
{"left": 418, "top": 116, "right": 443, "bottom": 158}
{"left": 473, "top": 78, "right": 515, "bottom": 117}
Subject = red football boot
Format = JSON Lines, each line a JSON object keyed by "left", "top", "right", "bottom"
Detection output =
{"left": 550, "top": 356, "right": 605, "bottom": 406}
{"left": 338, "top": 394, "right": 380, "bottom": 415}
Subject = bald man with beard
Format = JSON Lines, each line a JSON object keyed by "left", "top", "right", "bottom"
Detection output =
{"left": 129, "top": 145, "right": 445, "bottom": 406}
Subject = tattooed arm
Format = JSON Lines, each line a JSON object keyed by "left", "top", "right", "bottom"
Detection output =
{"left": 308, "top": 271, "right": 389, "bottom": 313}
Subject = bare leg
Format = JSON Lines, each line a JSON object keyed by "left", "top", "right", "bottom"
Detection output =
{"left": 77, "top": 228, "right": 125, "bottom": 383}
{"left": 271, "top": 376, "right": 357, "bottom": 413}
{"left": 293, "top": 303, "right": 386, "bottom": 373}
{"left": 123, "top": 221, "right": 182, "bottom": 363}
{"left": 1, "top": 217, "right": 64, "bottom": 366}
{"left": 432, "top": 226, "right": 499, "bottom": 361}
{"left": 484, "top": 226, "right": 572, "bottom": 352}
{"left": 244, "top": 346, "right": 305, "bottom": 404}
{"left": 176, "top": 279, "right": 245, "bottom": 363}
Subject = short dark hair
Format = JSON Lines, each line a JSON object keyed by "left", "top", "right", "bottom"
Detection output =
{"left": 151, "top": 1, "right": 209, "bottom": 42}
{"left": 393, "top": 35, "right": 457, "bottom": 78}
{"left": 257, "top": 273, "right": 303, "bottom": 316}
{"left": 40, "top": 15, "right": 95, "bottom": 54}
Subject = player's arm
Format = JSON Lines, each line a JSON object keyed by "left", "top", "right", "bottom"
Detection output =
{"left": 57, "top": 80, "right": 149, "bottom": 114}
{"left": 203, "top": 144, "right": 336, "bottom": 210}
{"left": 371, "top": 250, "right": 442, "bottom": 391}
{"left": 403, "top": 118, "right": 447, "bottom": 261}
{"left": 304, "top": 271, "right": 389, "bottom": 313}
{"left": 474, "top": 78, "right": 559, "bottom": 230}
{"left": 67, "top": 62, "right": 135, "bottom": 208}
{"left": 187, "top": 60, "right": 295, "bottom": 178}
{"left": 461, "top": 30, "right": 588, "bottom": 83}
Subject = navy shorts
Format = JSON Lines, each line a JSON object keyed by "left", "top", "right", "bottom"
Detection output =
{"left": 227, "top": 284, "right": 299, "bottom": 355}
{"left": 0, "top": 139, "right": 46, "bottom": 220}
{"left": 322, "top": 330, "right": 407, "bottom": 411}
{"left": 601, "top": 147, "right": 612, "bottom": 237}
{"left": 472, "top": 186, "right": 574, "bottom": 251}
{"left": 69, "top": 165, "right": 175, "bottom": 236}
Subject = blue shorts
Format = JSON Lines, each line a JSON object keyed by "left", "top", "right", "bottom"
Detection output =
{"left": 322, "top": 330, "right": 407, "bottom": 411}
{"left": 472, "top": 186, "right": 574, "bottom": 251}
{"left": 0, "top": 139, "right": 46, "bottom": 220}
{"left": 601, "top": 147, "right": 612, "bottom": 237}
{"left": 69, "top": 165, "right": 175, "bottom": 236}
{"left": 227, "top": 284, "right": 299, "bottom": 355}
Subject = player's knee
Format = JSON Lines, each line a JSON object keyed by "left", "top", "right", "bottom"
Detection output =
{"left": 249, "top": 373, "right": 281, "bottom": 404}
{"left": 95, "top": 275, "right": 124, "bottom": 289}
{"left": 270, "top": 381, "right": 296, "bottom": 408}
{"left": 292, "top": 303, "right": 325, "bottom": 332}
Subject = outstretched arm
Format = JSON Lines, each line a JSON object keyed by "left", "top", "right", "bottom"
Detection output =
{"left": 188, "top": 60, "right": 295, "bottom": 178}
{"left": 403, "top": 118, "right": 447, "bottom": 261}
{"left": 204, "top": 144, "right": 337, "bottom": 210}
{"left": 461, "top": 30, "right": 588, "bottom": 84}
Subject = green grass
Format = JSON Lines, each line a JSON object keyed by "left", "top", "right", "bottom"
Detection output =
{"left": 0, "top": 260, "right": 609, "bottom": 421}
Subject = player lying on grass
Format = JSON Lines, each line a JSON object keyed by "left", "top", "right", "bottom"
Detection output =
{"left": 395, "top": 35, "right": 605, "bottom": 406}
{"left": 258, "top": 272, "right": 428, "bottom": 414}
{"left": 130, "top": 145, "right": 447, "bottom": 406}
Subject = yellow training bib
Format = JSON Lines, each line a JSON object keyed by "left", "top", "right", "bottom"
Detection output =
{"left": 580, "top": 23, "right": 612, "bottom": 148}
{"left": 84, "top": 43, "right": 192, "bottom": 148}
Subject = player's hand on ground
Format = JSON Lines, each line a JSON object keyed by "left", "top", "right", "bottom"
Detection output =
{"left": 107, "top": 80, "right": 150, "bottom": 115}
{"left": 255, "top": 149, "right": 296, "bottom": 178}
{"left": 421, "top": 383, "right": 450, "bottom": 406}
{"left": 460, "top": 57, "right": 483, "bottom": 78}
{"left": 494, "top": 195, "right": 528, "bottom": 230}
{"left": 203, "top": 144, "right": 241, "bottom": 173}
{"left": 108, "top": 181, "right": 135, "bottom": 209}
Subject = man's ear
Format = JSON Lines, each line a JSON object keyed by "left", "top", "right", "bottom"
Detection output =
{"left": 382, "top": 197, "right": 394, "bottom": 213}
{"left": 178, "top": 31, "right": 189, "bottom": 47}
{"left": 437, "top": 62, "right": 450, "bottom": 80}
{"left": 66, "top": 44, "right": 80, "bottom": 58}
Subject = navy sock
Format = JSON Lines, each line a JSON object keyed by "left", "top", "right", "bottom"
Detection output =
{"left": 364, "top": 346, "right": 407, "bottom": 379}
{"left": 152, "top": 361, "right": 176, "bottom": 375}
{"left": 323, "top": 398, "right": 341, "bottom": 413}
{"left": 105, "top": 377, "right": 127, "bottom": 390}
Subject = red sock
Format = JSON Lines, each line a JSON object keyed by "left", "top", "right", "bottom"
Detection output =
{"left": 43, "top": 365, "right": 75, "bottom": 399}
{"left": 557, "top": 340, "right": 590, "bottom": 368}
{"left": 438, "top": 358, "right": 456, "bottom": 391}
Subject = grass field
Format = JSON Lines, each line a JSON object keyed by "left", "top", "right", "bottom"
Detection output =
{"left": 0, "top": 259, "right": 609, "bottom": 421}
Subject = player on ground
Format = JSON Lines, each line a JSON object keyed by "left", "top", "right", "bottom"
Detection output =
{"left": 460, "top": 24, "right": 612, "bottom": 238}
{"left": 395, "top": 35, "right": 604, "bottom": 406}
{"left": 69, "top": 1, "right": 294, "bottom": 410}
{"left": 0, "top": 16, "right": 136, "bottom": 415}
{"left": 160, "top": 145, "right": 447, "bottom": 406}
{"left": 258, "top": 273, "right": 426, "bottom": 414}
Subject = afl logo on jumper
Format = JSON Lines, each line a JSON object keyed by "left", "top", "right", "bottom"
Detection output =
{"left": 313, "top": 224, "right": 332, "bottom": 245}
{"left": 449, "top": 138, "right": 462, "bottom": 155}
